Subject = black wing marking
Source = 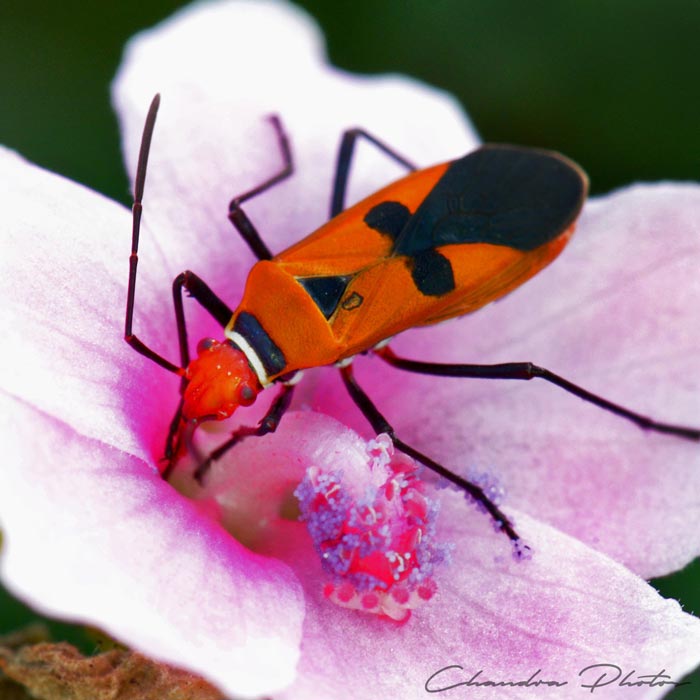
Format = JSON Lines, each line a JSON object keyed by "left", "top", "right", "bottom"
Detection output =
{"left": 363, "top": 201, "right": 411, "bottom": 240}
{"left": 409, "top": 249, "right": 456, "bottom": 296}
{"left": 393, "top": 144, "right": 587, "bottom": 256}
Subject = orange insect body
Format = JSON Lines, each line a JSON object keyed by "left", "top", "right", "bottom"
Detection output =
{"left": 217, "top": 148, "right": 585, "bottom": 395}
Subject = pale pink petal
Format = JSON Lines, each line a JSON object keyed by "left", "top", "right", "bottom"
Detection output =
{"left": 0, "top": 147, "right": 183, "bottom": 461}
{"left": 193, "top": 412, "right": 700, "bottom": 699}
{"left": 276, "top": 498, "right": 700, "bottom": 700}
{"left": 320, "top": 184, "right": 700, "bottom": 578}
{"left": 0, "top": 392, "right": 304, "bottom": 698}
{"left": 186, "top": 411, "right": 372, "bottom": 554}
{"left": 0, "top": 144, "right": 306, "bottom": 696}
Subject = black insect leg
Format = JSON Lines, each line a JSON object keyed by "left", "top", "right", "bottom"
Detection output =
{"left": 330, "top": 128, "right": 417, "bottom": 217}
{"left": 376, "top": 346, "right": 700, "bottom": 442}
{"left": 171, "top": 271, "right": 233, "bottom": 364}
{"left": 193, "top": 383, "right": 296, "bottom": 484}
{"left": 339, "top": 364, "right": 522, "bottom": 545}
{"left": 161, "top": 271, "right": 234, "bottom": 480}
{"left": 228, "top": 115, "right": 294, "bottom": 261}
{"left": 161, "top": 398, "right": 185, "bottom": 481}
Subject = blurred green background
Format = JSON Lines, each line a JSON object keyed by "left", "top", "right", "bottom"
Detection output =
{"left": 0, "top": 0, "right": 698, "bottom": 694}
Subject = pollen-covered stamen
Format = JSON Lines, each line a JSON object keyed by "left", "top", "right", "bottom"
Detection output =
{"left": 182, "top": 339, "right": 261, "bottom": 421}
{"left": 512, "top": 538, "right": 534, "bottom": 562}
{"left": 295, "top": 437, "right": 451, "bottom": 622}
{"left": 461, "top": 469, "right": 505, "bottom": 511}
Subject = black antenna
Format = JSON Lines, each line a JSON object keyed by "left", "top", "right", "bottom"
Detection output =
{"left": 124, "top": 94, "right": 181, "bottom": 374}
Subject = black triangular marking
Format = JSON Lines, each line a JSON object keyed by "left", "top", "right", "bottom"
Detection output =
{"left": 364, "top": 201, "right": 411, "bottom": 240}
{"left": 297, "top": 275, "right": 352, "bottom": 319}
{"left": 409, "top": 249, "right": 455, "bottom": 297}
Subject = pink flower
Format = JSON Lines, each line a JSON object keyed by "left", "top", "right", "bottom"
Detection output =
{"left": 1, "top": 1, "right": 699, "bottom": 698}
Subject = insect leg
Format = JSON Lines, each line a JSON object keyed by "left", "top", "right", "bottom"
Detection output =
{"left": 330, "top": 128, "right": 417, "bottom": 217}
{"left": 171, "top": 270, "right": 233, "bottom": 364}
{"left": 376, "top": 346, "right": 700, "bottom": 442}
{"left": 340, "top": 364, "right": 522, "bottom": 544}
{"left": 161, "top": 399, "right": 185, "bottom": 481}
{"left": 192, "top": 383, "right": 295, "bottom": 484}
{"left": 161, "top": 271, "right": 235, "bottom": 478}
{"left": 228, "top": 115, "right": 294, "bottom": 261}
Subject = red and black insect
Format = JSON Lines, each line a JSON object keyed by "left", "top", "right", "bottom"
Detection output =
{"left": 125, "top": 95, "right": 700, "bottom": 547}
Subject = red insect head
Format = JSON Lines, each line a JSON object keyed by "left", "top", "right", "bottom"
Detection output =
{"left": 182, "top": 338, "right": 261, "bottom": 422}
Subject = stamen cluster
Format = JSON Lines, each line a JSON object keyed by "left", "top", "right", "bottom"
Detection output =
{"left": 295, "top": 435, "right": 451, "bottom": 621}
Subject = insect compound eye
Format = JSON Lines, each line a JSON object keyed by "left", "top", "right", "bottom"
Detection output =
{"left": 196, "top": 337, "right": 218, "bottom": 355}
{"left": 237, "top": 384, "right": 257, "bottom": 407}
